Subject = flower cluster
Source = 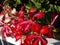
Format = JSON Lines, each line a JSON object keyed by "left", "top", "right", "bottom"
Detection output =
{"left": 0, "top": 5, "right": 49, "bottom": 45}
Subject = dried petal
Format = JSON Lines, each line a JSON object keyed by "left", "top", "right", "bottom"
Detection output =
{"left": 0, "top": 15, "right": 4, "bottom": 21}
{"left": 11, "top": 8, "right": 16, "bottom": 14}
{"left": 4, "top": 13, "right": 11, "bottom": 23}
{"left": 4, "top": 18, "right": 11, "bottom": 23}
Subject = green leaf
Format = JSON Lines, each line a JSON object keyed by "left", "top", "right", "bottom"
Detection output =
{"left": 16, "top": 0, "right": 21, "bottom": 4}
{"left": 57, "top": 6, "right": 60, "bottom": 13}
{"left": 31, "top": 0, "right": 41, "bottom": 8}
{"left": 15, "top": 0, "right": 21, "bottom": 7}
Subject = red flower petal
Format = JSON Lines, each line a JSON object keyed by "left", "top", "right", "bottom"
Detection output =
{"left": 40, "top": 26, "right": 49, "bottom": 34}
{"left": 47, "top": 27, "right": 53, "bottom": 38}
{"left": 39, "top": 36, "right": 48, "bottom": 45}
{"left": 11, "top": 27, "right": 16, "bottom": 33}
{"left": 31, "top": 22, "right": 41, "bottom": 33}
{"left": 24, "top": 23, "right": 31, "bottom": 32}
{"left": 15, "top": 35, "right": 21, "bottom": 41}
{"left": 19, "top": 11, "right": 25, "bottom": 19}
{"left": 33, "top": 12, "right": 44, "bottom": 19}
{"left": 20, "top": 20, "right": 30, "bottom": 26}
{"left": 5, "top": 27, "right": 10, "bottom": 35}
{"left": 29, "top": 8, "right": 37, "bottom": 19}
{"left": 14, "top": 30, "right": 22, "bottom": 41}
{"left": 11, "top": 27, "right": 22, "bottom": 41}
{"left": 32, "top": 39, "right": 39, "bottom": 45}
{"left": 20, "top": 6, "right": 25, "bottom": 11}
{"left": 25, "top": 34, "right": 36, "bottom": 44}
{"left": 2, "top": 27, "right": 5, "bottom": 38}
{"left": 6, "top": 33, "right": 10, "bottom": 37}
{"left": 11, "top": 20, "right": 17, "bottom": 25}
{"left": 4, "top": 25, "right": 11, "bottom": 37}
{"left": 29, "top": 8, "right": 37, "bottom": 14}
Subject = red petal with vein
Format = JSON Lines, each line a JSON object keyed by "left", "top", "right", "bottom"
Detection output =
{"left": 40, "top": 26, "right": 49, "bottom": 34}
{"left": 25, "top": 34, "right": 36, "bottom": 44}
{"left": 24, "top": 23, "right": 31, "bottom": 32}
{"left": 15, "top": 35, "right": 21, "bottom": 41}
{"left": 29, "top": 8, "right": 37, "bottom": 13}
{"left": 5, "top": 25, "right": 10, "bottom": 37}
{"left": 19, "top": 11, "right": 25, "bottom": 19}
{"left": 11, "top": 20, "right": 17, "bottom": 25}
{"left": 20, "top": 21, "right": 30, "bottom": 26}
{"left": 17, "top": 30, "right": 22, "bottom": 36}
{"left": 32, "top": 39, "right": 39, "bottom": 45}
{"left": 6, "top": 33, "right": 10, "bottom": 37}
{"left": 12, "top": 33, "right": 16, "bottom": 37}
{"left": 29, "top": 8, "right": 37, "bottom": 19}
{"left": 2, "top": 27, "right": 5, "bottom": 38}
{"left": 16, "top": 24, "right": 21, "bottom": 31}
{"left": 5, "top": 28, "right": 10, "bottom": 36}
{"left": 15, "top": 33, "right": 20, "bottom": 41}
{"left": 21, "top": 6, "right": 25, "bottom": 11}
{"left": 31, "top": 22, "right": 41, "bottom": 33}
{"left": 33, "top": 12, "right": 44, "bottom": 19}
{"left": 16, "top": 29, "right": 22, "bottom": 41}
{"left": 11, "top": 27, "right": 17, "bottom": 37}
{"left": 11, "top": 27, "right": 16, "bottom": 33}
{"left": 39, "top": 36, "right": 48, "bottom": 45}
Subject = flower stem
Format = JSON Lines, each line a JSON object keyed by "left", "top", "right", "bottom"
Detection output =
{"left": 50, "top": 15, "right": 58, "bottom": 27}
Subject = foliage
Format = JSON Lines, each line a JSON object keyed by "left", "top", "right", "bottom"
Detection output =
{"left": 0, "top": 0, "right": 60, "bottom": 45}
